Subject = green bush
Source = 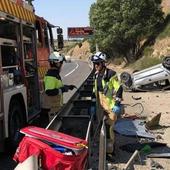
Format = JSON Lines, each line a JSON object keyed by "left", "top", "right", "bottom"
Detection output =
{"left": 158, "top": 23, "right": 170, "bottom": 39}
{"left": 143, "top": 47, "right": 154, "bottom": 57}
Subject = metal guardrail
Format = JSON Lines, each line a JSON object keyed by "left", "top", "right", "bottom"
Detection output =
{"left": 45, "top": 66, "right": 107, "bottom": 169}
{"left": 15, "top": 62, "right": 107, "bottom": 169}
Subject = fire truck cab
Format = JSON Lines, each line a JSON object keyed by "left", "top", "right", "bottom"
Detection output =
{"left": 0, "top": 0, "right": 40, "bottom": 150}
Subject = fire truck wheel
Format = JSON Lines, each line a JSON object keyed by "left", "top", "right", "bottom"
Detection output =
{"left": 8, "top": 99, "right": 26, "bottom": 150}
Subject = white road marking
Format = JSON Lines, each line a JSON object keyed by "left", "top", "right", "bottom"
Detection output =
{"left": 64, "top": 62, "right": 79, "bottom": 77}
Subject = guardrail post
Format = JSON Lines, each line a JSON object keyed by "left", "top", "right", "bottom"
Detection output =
{"left": 98, "top": 117, "right": 107, "bottom": 170}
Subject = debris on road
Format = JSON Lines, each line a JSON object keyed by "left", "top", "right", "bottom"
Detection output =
{"left": 145, "top": 113, "right": 161, "bottom": 129}
{"left": 120, "top": 142, "right": 167, "bottom": 153}
{"left": 114, "top": 119, "right": 155, "bottom": 139}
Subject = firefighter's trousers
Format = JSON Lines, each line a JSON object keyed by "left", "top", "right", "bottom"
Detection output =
{"left": 98, "top": 92, "right": 117, "bottom": 154}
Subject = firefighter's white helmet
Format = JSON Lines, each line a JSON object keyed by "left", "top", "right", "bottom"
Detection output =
{"left": 49, "top": 52, "right": 65, "bottom": 63}
{"left": 91, "top": 51, "right": 107, "bottom": 63}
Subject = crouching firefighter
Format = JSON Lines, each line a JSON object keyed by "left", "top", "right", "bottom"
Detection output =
{"left": 41, "top": 52, "right": 76, "bottom": 127}
{"left": 91, "top": 51, "right": 123, "bottom": 160}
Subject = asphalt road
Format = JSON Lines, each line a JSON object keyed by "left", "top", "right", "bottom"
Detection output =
{"left": 0, "top": 60, "right": 92, "bottom": 170}
{"left": 61, "top": 60, "right": 92, "bottom": 103}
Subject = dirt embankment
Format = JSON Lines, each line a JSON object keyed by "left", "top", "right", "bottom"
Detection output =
{"left": 67, "top": 41, "right": 92, "bottom": 61}
{"left": 152, "top": 38, "right": 170, "bottom": 58}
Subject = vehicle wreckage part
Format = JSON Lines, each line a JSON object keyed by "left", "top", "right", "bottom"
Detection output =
{"left": 148, "top": 153, "right": 170, "bottom": 158}
{"left": 121, "top": 56, "right": 170, "bottom": 91}
{"left": 132, "top": 96, "right": 142, "bottom": 100}
{"left": 120, "top": 142, "right": 167, "bottom": 153}
{"left": 123, "top": 150, "right": 141, "bottom": 170}
{"left": 114, "top": 119, "right": 155, "bottom": 139}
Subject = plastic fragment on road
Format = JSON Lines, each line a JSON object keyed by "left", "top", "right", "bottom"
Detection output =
{"left": 147, "top": 153, "right": 170, "bottom": 158}
{"left": 114, "top": 119, "right": 155, "bottom": 139}
{"left": 145, "top": 113, "right": 161, "bottom": 129}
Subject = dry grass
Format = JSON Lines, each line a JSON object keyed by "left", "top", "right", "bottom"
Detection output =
{"left": 67, "top": 41, "right": 92, "bottom": 60}
{"left": 161, "top": 0, "right": 170, "bottom": 15}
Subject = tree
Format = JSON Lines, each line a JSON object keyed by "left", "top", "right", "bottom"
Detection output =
{"left": 89, "top": 0, "right": 164, "bottom": 62}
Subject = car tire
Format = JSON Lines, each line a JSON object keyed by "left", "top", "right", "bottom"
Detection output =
{"left": 120, "top": 72, "right": 132, "bottom": 87}
{"left": 8, "top": 100, "right": 26, "bottom": 150}
{"left": 162, "top": 56, "right": 170, "bottom": 70}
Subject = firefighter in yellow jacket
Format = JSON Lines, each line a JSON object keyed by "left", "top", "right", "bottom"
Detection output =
{"left": 91, "top": 51, "right": 123, "bottom": 160}
{"left": 41, "top": 52, "right": 76, "bottom": 127}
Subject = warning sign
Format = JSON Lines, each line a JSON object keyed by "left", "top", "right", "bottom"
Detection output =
{"left": 68, "top": 27, "right": 93, "bottom": 38}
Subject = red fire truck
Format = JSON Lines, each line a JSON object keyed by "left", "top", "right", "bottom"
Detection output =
{"left": 0, "top": 0, "right": 62, "bottom": 150}
{"left": 36, "top": 15, "right": 55, "bottom": 92}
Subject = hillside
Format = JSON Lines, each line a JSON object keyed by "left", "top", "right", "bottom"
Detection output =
{"left": 64, "top": 0, "right": 170, "bottom": 70}
{"left": 151, "top": 0, "right": 170, "bottom": 57}
{"left": 66, "top": 41, "right": 92, "bottom": 61}
{"left": 162, "top": 0, "right": 170, "bottom": 14}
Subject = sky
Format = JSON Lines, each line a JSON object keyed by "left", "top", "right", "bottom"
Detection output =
{"left": 33, "top": 0, "right": 95, "bottom": 39}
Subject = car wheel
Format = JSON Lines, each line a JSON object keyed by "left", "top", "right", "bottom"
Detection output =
{"left": 162, "top": 56, "right": 170, "bottom": 70}
{"left": 8, "top": 100, "right": 26, "bottom": 149}
{"left": 120, "top": 72, "right": 132, "bottom": 87}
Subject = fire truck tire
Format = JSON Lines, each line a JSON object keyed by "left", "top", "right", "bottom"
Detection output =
{"left": 8, "top": 99, "right": 26, "bottom": 150}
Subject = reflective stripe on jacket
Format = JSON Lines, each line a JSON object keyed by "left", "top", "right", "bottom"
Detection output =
{"left": 101, "top": 75, "right": 121, "bottom": 109}
{"left": 94, "top": 68, "right": 121, "bottom": 109}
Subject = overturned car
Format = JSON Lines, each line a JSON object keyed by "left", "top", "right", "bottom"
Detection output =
{"left": 120, "top": 56, "right": 170, "bottom": 91}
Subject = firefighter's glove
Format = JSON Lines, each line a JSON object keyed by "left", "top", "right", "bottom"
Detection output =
{"left": 112, "top": 105, "right": 121, "bottom": 115}
{"left": 115, "top": 100, "right": 121, "bottom": 106}
{"left": 68, "top": 85, "right": 77, "bottom": 90}
{"left": 60, "top": 85, "right": 70, "bottom": 93}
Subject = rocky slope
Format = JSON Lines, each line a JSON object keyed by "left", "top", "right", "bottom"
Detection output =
{"left": 67, "top": 41, "right": 92, "bottom": 61}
